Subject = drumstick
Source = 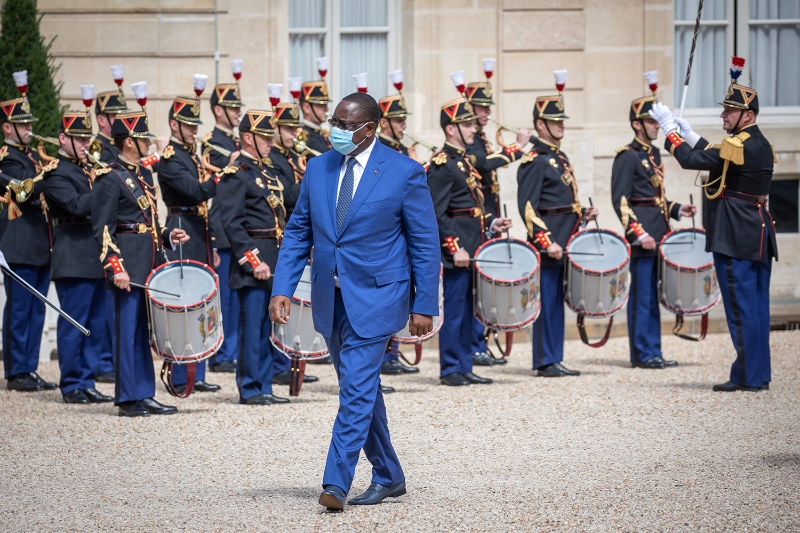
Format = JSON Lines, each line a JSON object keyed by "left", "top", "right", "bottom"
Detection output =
{"left": 503, "top": 204, "right": 512, "bottom": 261}
{"left": 567, "top": 251, "right": 604, "bottom": 256}
{"left": 588, "top": 197, "right": 604, "bottom": 244}
{"left": 470, "top": 258, "right": 512, "bottom": 265}
{"left": 130, "top": 282, "right": 180, "bottom": 297}
{"left": 689, "top": 194, "right": 696, "bottom": 240}
{"left": 178, "top": 218, "right": 184, "bottom": 282}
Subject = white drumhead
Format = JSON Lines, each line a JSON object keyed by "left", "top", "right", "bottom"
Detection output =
{"left": 293, "top": 263, "right": 312, "bottom": 302}
{"left": 568, "top": 230, "right": 628, "bottom": 272}
{"left": 149, "top": 262, "right": 215, "bottom": 305}
{"left": 475, "top": 240, "right": 538, "bottom": 282}
{"left": 662, "top": 230, "right": 711, "bottom": 268}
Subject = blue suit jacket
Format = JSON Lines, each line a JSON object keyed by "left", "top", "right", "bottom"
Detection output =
{"left": 271, "top": 139, "right": 440, "bottom": 339}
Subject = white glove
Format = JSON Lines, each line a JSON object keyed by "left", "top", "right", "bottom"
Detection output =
{"left": 674, "top": 116, "right": 701, "bottom": 148}
{"left": 648, "top": 102, "right": 677, "bottom": 135}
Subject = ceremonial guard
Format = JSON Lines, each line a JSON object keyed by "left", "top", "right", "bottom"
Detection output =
{"left": 91, "top": 84, "right": 189, "bottom": 417}
{"left": 517, "top": 71, "right": 596, "bottom": 377}
{"left": 93, "top": 65, "right": 128, "bottom": 164}
{"left": 215, "top": 109, "right": 289, "bottom": 405}
{"left": 157, "top": 75, "right": 220, "bottom": 394}
{"left": 297, "top": 57, "right": 333, "bottom": 154}
{"left": 428, "top": 94, "right": 512, "bottom": 386}
{"left": 202, "top": 62, "right": 244, "bottom": 374}
{"left": 43, "top": 101, "right": 113, "bottom": 404}
{"left": 653, "top": 57, "right": 776, "bottom": 392}
{"left": 611, "top": 72, "right": 695, "bottom": 370}
{"left": 0, "top": 71, "right": 57, "bottom": 392}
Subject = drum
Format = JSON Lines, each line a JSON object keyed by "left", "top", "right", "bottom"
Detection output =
{"left": 659, "top": 228, "right": 720, "bottom": 340}
{"left": 146, "top": 260, "right": 223, "bottom": 363}
{"left": 270, "top": 262, "right": 329, "bottom": 361}
{"left": 473, "top": 238, "right": 541, "bottom": 332}
{"left": 564, "top": 229, "right": 630, "bottom": 347}
{"left": 391, "top": 265, "right": 444, "bottom": 365}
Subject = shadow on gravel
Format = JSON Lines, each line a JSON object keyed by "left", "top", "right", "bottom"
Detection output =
{"left": 762, "top": 453, "right": 800, "bottom": 468}
{"left": 665, "top": 382, "right": 714, "bottom": 390}
{"left": 240, "top": 486, "right": 319, "bottom": 502}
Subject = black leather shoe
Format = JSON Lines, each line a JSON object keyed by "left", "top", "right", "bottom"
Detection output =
{"left": 632, "top": 357, "right": 679, "bottom": 369}
{"left": 349, "top": 481, "right": 407, "bottom": 505}
{"left": 308, "top": 355, "right": 332, "bottom": 365}
{"left": 63, "top": 389, "right": 89, "bottom": 404}
{"left": 209, "top": 361, "right": 236, "bottom": 373}
{"left": 463, "top": 371, "right": 492, "bottom": 384}
{"left": 380, "top": 384, "right": 395, "bottom": 394}
{"left": 7, "top": 373, "right": 41, "bottom": 392}
{"left": 193, "top": 380, "right": 221, "bottom": 392}
{"left": 763, "top": 382, "right": 770, "bottom": 391}
{"left": 319, "top": 486, "right": 347, "bottom": 511}
{"left": 273, "top": 371, "right": 319, "bottom": 385}
{"left": 30, "top": 372, "right": 58, "bottom": 390}
{"left": 84, "top": 387, "right": 113, "bottom": 403}
{"left": 472, "top": 351, "right": 495, "bottom": 366}
{"left": 118, "top": 401, "right": 150, "bottom": 417}
{"left": 95, "top": 371, "right": 115, "bottom": 383}
{"left": 440, "top": 373, "right": 470, "bottom": 386}
{"left": 244, "top": 394, "right": 291, "bottom": 405}
{"left": 381, "top": 359, "right": 420, "bottom": 375}
{"left": 140, "top": 397, "right": 178, "bottom": 415}
{"left": 536, "top": 362, "right": 581, "bottom": 377}
{"left": 492, "top": 355, "right": 508, "bottom": 365}
{"left": 712, "top": 380, "right": 763, "bottom": 392}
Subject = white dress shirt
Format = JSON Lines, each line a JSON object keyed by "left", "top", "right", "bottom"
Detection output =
{"left": 335, "top": 136, "right": 377, "bottom": 204}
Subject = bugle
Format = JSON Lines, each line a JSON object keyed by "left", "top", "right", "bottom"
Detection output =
{"left": 293, "top": 138, "right": 322, "bottom": 157}
{"left": 401, "top": 130, "right": 437, "bottom": 151}
{"left": 29, "top": 133, "right": 57, "bottom": 163}
{"left": 201, "top": 139, "right": 232, "bottom": 158}
{"left": 30, "top": 132, "right": 59, "bottom": 146}
{"left": 487, "top": 116, "right": 520, "bottom": 148}
{"left": 83, "top": 149, "right": 109, "bottom": 168}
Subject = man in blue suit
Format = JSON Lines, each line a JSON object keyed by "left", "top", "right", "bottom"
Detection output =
{"left": 269, "top": 92, "right": 440, "bottom": 511}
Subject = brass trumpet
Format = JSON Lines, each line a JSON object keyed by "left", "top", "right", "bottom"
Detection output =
{"left": 201, "top": 139, "right": 232, "bottom": 158}
{"left": 487, "top": 116, "right": 521, "bottom": 148}
{"left": 83, "top": 149, "right": 109, "bottom": 168}
{"left": 29, "top": 132, "right": 58, "bottom": 163}
{"left": 401, "top": 130, "right": 437, "bottom": 151}
{"left": 7, "top": 178, "right": 33, "bottom": 203}
{"left": 30, "top": 132, "right": 59, "bottom": 146}
{"left": 293, "top": 138, "right": 322, "bottom": 157}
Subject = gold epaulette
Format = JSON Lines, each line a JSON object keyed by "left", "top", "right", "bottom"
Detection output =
{"left": 432, "top": 152, "right": 447, "bottom": 166}
{"left": 719, "top": 132, "right": 750, "bottom": 166}
{"left": 162, "top": 145, "right": 175, "bottom": 160}
{"left": 262, "top": 158, "right": 274, "bottom": 168}
{"left": 0, "top": 145, "right": 7, "bottom": 161}
{"left": 202, "top": 132, "right": 212, "bottom": 143}
{"left": 615, "top": 145, "right": 630, "bottom": 154}
{"left": 216, "top": 166, "right": 238, "bottom": 180}
{"left": 42, "top": 159, "right": 59, "bottom": 173}
{"left": 520, "top": 151, "right": 538, "bottom": 164}
{"left": 94, "top": 167, "right": 111, "bottom": 177}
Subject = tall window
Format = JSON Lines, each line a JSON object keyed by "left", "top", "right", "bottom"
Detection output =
{"left": 674, "top": 0, "right": 800, "bottom": 109}
{"left": 289, "top": 0, "right": 398, "bottom": 103}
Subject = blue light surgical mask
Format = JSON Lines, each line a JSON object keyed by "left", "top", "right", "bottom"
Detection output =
{"left": 330, "top": 122, "right": 368, "bottom": 155}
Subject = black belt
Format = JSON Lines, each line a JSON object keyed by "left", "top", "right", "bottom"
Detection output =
{"left": 246, "top": 228, "right": 278, "bottom": 238}
{"left": 116, "top": 223, "right": 152, "bottom": 234}
{"left": 722, "top": 190, "right": 768, "bottom": 204}
{"left": 446, "top": 207, "right": 482, "bottom": 218}
{"left": 168, "top": 206, "right": 201, "bottom": 215}
{"left": 52, "top": 216, "right": 91, "bottom": 226}
{"left": 538, "top": 205, "right": 574, "bottom": 216}
{"left": 629, "top": 197, "right": 659, "bottom": 207}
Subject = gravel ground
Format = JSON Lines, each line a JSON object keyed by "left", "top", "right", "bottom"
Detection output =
{"left": 1, "top": 330, "right": 798, "bottom": 533}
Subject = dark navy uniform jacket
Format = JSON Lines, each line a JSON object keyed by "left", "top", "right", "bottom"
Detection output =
{"left": 612, "top": 137, "right": 682, "bottom": 258}
{"left": 158, "top": 138, "right": 216, "bottom": 264}
{"left": 216, "top": 152, "right": 286, "bottom": 290}
{"left": 91, "top": 154, "right": 169, "bottom": 286}
{"left": 665, "top": 123, "right": 777, "bottom": 262}
{"left": 301, "top": 122, "right": 332, "bottom": 155}
{"left": 97, "top": 132, "right": 119, "bottom": 165}
{"left": 0, "top": 141, "right": 49, "bottom": 266}
{"left": 516, "top": 137, "right": 583, "bottom": 267}
{"left": 466, "top": 129, "right": 523, "bottom": 218}
{"left": 427, "top": 141, "right": 493, "bottom": 269}
{"left": 268, "top": 144, "right": 302, "bottom": 218}
{"left": 203, "top": 125, "right": 238, "bottom": 251}
{"left": 378, "top": 133, "right": 409, "bottom": 156}
{"left": 43, "top": 152, "right": 104, "bottom": 279}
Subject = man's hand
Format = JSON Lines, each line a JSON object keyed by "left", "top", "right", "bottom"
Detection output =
{"left": 546, "top": 242, "right": 563, "bottom": 260}
{"left": 155, "top": 135, "right": 169, "bottom": 154}
{"left": 113, "top": 271, "right": 131, "bottom": 292}
{"left": 680, "top": 204, "right": 697, "bottom": 219}
{"left": 269, "top": 295, "right": 291, "bottom": 324}
{"left": 584, "top": 206, "right": 599, "bottom": 222}
{"left": 640, "top": 235, "right": 656, "bottom": 250}
{"left": 649, "top": 102, "right": 677, "bottom": 135}
{"left": 491, "top": 216, "right": 512, "bottom": 234}
{"left": 170, "top": 228, "right": 190, "bottom": 245}
{"left": 213, "top": 249, "right": 221, "bottom": 269}
{"left": 253, "top": 262, "right": 272, "bottom": 280}
{"left": 409, "top": 313, "right": 433, "bottom": 337}
{"left": 453, "top": 247, "right": 470, "bottom": 268}
{"left": 675, "top": 117, "right": 701, "bottom": 148}
{"left": 516, "top": 128, "right": 532, "bottom": 147}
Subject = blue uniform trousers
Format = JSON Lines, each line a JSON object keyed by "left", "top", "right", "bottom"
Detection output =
{"left": 470, "top": 316, "right": 488, "bottom": 354}
{"left": 3, "top": 264, "right": 49, "bottom": 379}
{"left": 323, "top": 289, "right": 403, "bottom": 494}
{"left": 112, "top": 288, "right": 156, "bottom": 404}
{"left": 210, "top": 249, "right": 238, "bottom": 365}
{"left": 532, "top": 265, "right": 565, "bottom": 369}
{"left": 236, "top": 286, "right": 275, "bottom": 402}
{"left": 714, "top": 253, "right": 772, "bottom": 388}
{"left": 97, "top": 290, "right": 115, "bottom": 375}
{"left": 169, "top": 358, "right": 207, "bottom": 385}
{"left": 54, "top": 279, "right": 107, "bottom": 394}
{"left": 627, "top": 256, "right": 663, "bottom": 363}
{"left": 439, "top": 268, "right": 474, "bottom": 378}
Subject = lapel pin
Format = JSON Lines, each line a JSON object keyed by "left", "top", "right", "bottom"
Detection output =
{"left": 374, "top": 169, "right": 379, "bottom": 174}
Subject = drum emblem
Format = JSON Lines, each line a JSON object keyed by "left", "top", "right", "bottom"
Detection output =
{"left": 520, "top": 280, "right": 539, "bottom": 309}
{"left": 703, "top": 274, "right": 716, "bottom": 297}
{"left": 609, "top": 273, "right": 627, "bottom": 298}
{"left": 197, "top": 308, "right": 219, "bottom": 340}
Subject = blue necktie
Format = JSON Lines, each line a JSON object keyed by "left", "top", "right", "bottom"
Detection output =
{"left": 336, "top": 157, "right": 357, "bottom": 233}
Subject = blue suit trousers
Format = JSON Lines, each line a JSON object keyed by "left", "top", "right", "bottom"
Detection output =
{"left": 54, "top": 279, "right": 107, "bottom": 394}
{"left": 323, "top": 289, "right": 403, "bottom": 493}
{"left": 627, "top": 256, "right": 662, "bottom": 363}
{"left": 236, "top": 286, "right": 275, "bottom": 402}
{"left": 439, "top": 268, "right": 474, "bottom": 378}
{"left": 210, "top": 248, "right": 238, "bottom": 365}
{"left": 532, "top": 265, "right": 565, "bottom": 369}
{"left": 714, "top": 253, "right": 772, "bottom": 388}
{"left": 112, "top": 288, "right": 156, "bottom": 404}
{"left": 3, "top": 264, "right": 49, "bottom": 379}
